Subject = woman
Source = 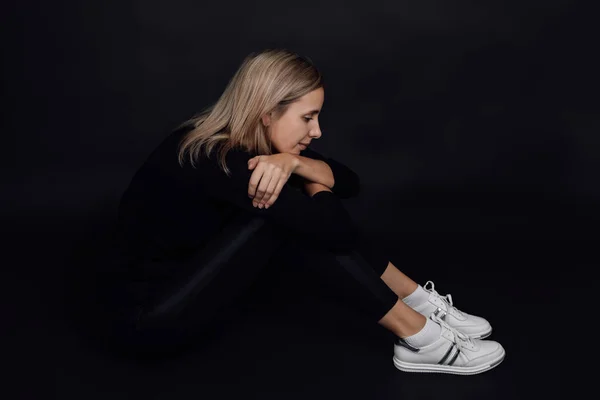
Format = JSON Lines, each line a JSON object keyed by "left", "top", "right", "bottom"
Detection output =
{"left": 107, "top": 49, "right": 505, "bottom": 374}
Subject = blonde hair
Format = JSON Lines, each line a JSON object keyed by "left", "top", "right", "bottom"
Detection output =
{"left": 177, "top": 49, "right": 324, "bottom": 176}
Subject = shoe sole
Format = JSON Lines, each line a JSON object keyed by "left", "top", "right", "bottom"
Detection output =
{"left": 393, "top": 348, "right": 505, "bottom": 375}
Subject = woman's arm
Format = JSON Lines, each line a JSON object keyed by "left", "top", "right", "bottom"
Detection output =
{"left": 295, "top": 147, "right": 361, "bottom": 199}
{"left": 186, "top": 149, "right": 359, "bottom": 252}
{"left": 292, "top": 155, "right": 335, "bottom": 189}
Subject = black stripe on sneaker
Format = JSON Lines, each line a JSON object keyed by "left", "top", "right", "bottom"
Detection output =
{"left": 448, "top": 349, "right": 461, "bottom": 366}
{"left": 444, "top": 348, "right": 458, "bottom": 366}
{"left": 438, "top": 344, "right": 455, "bottom": 365}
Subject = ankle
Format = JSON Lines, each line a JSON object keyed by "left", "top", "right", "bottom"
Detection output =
{"left": 402, "top": 317, "right": 442, "bottom": 348}
{"left": 380, "top": 262, "right": 419, "bottom": 299}
{"left": 402, "top": 284, "right": 429, "bottom": 308}
{"left": 379, "top": 299, "right": 427, "bottom": 338}
{"left": 397, "top": 313, "right": 426, "bottom": 338}
{"left": 399, "top": 280, "right": 419, "bottom": 299}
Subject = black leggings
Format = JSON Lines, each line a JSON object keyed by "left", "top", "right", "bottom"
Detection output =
{"left": 101, "top": 211, "right": 399, "bottom": 356}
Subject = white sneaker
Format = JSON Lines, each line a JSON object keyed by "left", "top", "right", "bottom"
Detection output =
{"left": 412, "top": 281, "right": 492, "bottom": 339}
{"left": 393, "top": 314, "right": 505, "bottom": 375}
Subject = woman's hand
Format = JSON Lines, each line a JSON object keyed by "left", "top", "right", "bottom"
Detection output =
{"left": 303, "top": 181, "right": 332, "bottom": 197}
{"left": 247, "top": 153, "right": 300, "bottom": 209}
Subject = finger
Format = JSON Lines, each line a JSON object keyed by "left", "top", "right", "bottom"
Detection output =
{"left": 249, "top": 155, "right": 262, "bottom": 167}
{"left": 261, "top": 172, "right": 280, "bottom": 207}
{"left": 248, "top": 164, "right": 265, "bottom": 199}
{"left": 255, "top": 173, "right": 274, "bottom": 207}
{"left": 264, "top": 177, "right": 286, "bottom": 209}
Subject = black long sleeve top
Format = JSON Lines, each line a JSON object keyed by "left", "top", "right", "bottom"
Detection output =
{"left": 115, "top": 126, "right": 362, "bottom": 263}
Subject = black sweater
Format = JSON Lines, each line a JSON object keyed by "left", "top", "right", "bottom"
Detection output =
{"left": 115, "top": 126, "right": 362, "bottom": 262}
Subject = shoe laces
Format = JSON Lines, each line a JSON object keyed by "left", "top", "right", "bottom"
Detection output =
{"left": 431, "top": 313, "right": 473, "bottom": 350}
{"left": 424, "top": 280, "right": 465, "bottom": 318}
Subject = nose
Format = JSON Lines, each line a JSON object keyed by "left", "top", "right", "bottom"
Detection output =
{"left": 309, "top": 124, "right": 322, "bottom": 139}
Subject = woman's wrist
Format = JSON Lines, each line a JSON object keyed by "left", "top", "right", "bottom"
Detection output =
{"left": 289, "top": 154, "right": 301, "bottom": 173}
{"left": 290, "top": 154, "right": 335, "bottom": 189}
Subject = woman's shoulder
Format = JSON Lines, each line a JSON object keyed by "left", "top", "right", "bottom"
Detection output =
{"left": 187, "top": 142, "right": 256, "bottom": 178}
{"left": 206, "top": 140, "right": 257, "bottom": 160}
{"left": 169, "top": 125, "right": 256, "bottom": 173}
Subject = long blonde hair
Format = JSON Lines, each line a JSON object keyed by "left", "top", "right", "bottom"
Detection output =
{"left": 177, "top": 49, "right": 324, "bottom": 176}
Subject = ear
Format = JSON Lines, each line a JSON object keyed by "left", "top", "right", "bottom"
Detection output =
{"left": 261, "top": 112, "right": 272, "bottom": 127}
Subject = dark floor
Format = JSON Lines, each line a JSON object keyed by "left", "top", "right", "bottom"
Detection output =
{"left": 4, "top": 200, "right": 588, "bottom": 399}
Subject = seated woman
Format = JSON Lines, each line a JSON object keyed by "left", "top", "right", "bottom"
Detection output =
{"left": 106, "top": 48, "right": 505, "bottom": 374}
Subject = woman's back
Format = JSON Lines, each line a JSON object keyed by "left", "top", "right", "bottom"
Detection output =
{"left": 116, "top": 126, "right": 240, "bottom": 262}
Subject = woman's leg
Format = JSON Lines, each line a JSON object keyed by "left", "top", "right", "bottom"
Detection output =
{"left": 102, "top": 213, "right": 424, "bottom": 356}
{"left": 380, "top": 262, "right": 418, "bottom": 299}
{"left": 275, "top": 231, "right": 506, "bottom": 375}
{"left": 102, "top": 211, "right": 292, "bottom": 356}
{"left": 272, "top": 232, "right": 427, "bottom": 339}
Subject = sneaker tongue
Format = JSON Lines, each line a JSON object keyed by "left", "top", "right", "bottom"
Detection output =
{"left": 439, "top": 319, "right": 470, "bottom": 345}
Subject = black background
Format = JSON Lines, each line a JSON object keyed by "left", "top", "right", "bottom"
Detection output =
{"left": 3, "top": 0, "right": 596, "bottom": 398}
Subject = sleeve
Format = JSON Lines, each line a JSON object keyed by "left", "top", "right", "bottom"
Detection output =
{"left": 188, "top": 149, "right": 360, "bottom": 252}
{"left": 299, "top": 147, "right": 361, "bottom": 199}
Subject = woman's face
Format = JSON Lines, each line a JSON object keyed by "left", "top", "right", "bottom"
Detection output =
{"left": 262, "top": 87, "right": 324, "bottom": 155}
